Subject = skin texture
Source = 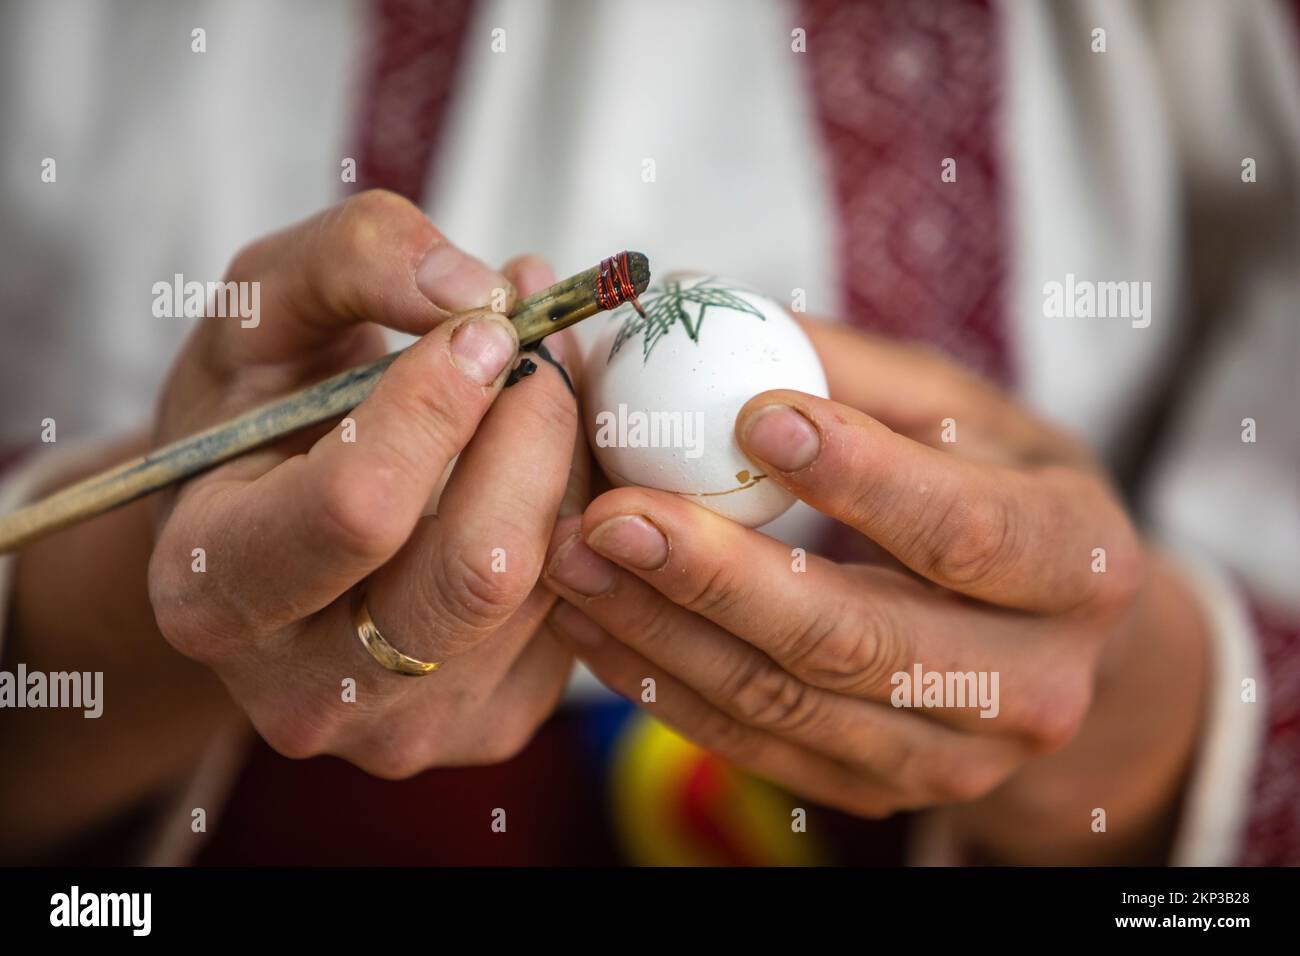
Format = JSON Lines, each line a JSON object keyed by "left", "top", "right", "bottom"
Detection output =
{"left": 0, "top": 190, "right": 587, "bottom": 859}
{"left": 0, "top": 191, "right": 1208, "bottom": 864}
{"left": 543, "top": 320, "right": 1209, "bottom": 864}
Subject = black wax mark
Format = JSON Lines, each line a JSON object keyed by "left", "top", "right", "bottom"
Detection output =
{"left": 531, "top": 341, "right": 575, "bottom": 397}
{"left": 504, "top": 358, "right": 538, "bottom": 388}
{"left": 505, "top": 341, "right": 575, "bottom": 396}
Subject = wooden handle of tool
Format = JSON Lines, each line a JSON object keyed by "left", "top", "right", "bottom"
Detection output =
{"left": 0, "top": 354, "right": 398, "bottom": 552}
{"left": 0, "top": 252, "right": 649, "bottom": 553}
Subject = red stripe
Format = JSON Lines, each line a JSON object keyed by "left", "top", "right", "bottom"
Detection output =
{"left": 797, "top": 0, "right": 1012, "bottom": 386}
{"left": 1239, "top": 597, "right": 1300, "bottom": 865}
{"left": 352, "top": 0, "right": 478, "bottom": 203}
{"left": 674, "top": 755, "right": 759, "bottom": 867}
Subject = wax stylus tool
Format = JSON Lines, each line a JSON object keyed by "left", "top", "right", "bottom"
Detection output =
{"left": 0, "top": 251, "right": 650, "bottom": 553}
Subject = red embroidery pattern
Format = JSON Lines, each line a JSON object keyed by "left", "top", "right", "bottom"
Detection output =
{"left": 797, "top": 0, "right": 1011, "bottom": 385}
{"left": 352, "top": 0, "right": 476, "bottom": 201}
{"left": 1239, "top": 599, "right": 1300, "bottom": 865}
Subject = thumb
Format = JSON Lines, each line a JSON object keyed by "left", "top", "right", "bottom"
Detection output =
{"left": 213, "top": 188, "right": 515, "bottom": 368}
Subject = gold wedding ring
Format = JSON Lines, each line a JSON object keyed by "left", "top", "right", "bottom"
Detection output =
{"left": 352, "top": 589, "right": 440, "bottom": 676}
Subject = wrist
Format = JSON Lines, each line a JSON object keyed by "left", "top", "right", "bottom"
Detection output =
{"left": 948, "top": 551, "right": 1210, "bottom": 864}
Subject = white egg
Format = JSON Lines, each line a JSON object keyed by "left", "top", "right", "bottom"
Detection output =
{"left": 581, "top": 272, "right": 828, "bottom": 527}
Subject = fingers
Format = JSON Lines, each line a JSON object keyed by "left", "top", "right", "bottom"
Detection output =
{"left": 152, "top": 309, "right": 521, "bottom": 643}
{"left": 551, "top": 489, "right": 1082, "bottom": 736}
{"left": 148, "top": 229, "right": 577, "bottom": 775}
{"left": 548, "top": 602, "right": 906, "bottom": 818}
{"left": 363, "top": 256, "right": 584, "bottom": 661}
{"left": 214, "top": 188, "right": 514, "bottom": 368}
{"left": 799, "top": 318, "right": 983, "bottom": 436}
{"left": 735, "top": 391, "right": 1143, "bottom": 613}
{"left": 230, "top": 586, "right": 571, "bottom": 775}
{"left": 796, "top": 316, "right": 1085, "bottom": 466}
{"left": 499, "top": 253, "right": 556, "bottom": 305}
{"left": 560, "top": 489, "right": 889, "bottom": 685}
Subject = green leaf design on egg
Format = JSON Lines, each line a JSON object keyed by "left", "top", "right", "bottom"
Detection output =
{"left": 608, "top": 276, "right": 766, "bottom": 364}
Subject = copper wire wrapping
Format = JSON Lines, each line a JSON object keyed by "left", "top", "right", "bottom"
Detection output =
{"left": 596, "top": 251, "right": 647, "bottom": 317}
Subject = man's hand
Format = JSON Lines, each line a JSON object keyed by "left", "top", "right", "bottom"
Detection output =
{"left": 542, "top": 317, "right": 1208, "bottom": 864}
{"left": 148, "top": 190, "right": 582, "bottom": 775}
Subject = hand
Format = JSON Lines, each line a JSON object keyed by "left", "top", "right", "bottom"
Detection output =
{"left": 542, "top": 318, "right": 1209, "bottom": 864}
{"left": 148, "top": 190, "right": 582, "bottom": 776}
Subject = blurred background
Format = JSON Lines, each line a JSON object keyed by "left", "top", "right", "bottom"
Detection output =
{"left": 0, "top": 0, "right": 1296, "bottom": 865}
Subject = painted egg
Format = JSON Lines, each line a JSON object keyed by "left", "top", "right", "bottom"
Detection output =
{"left": 581, "top": 272, "right": 829, "bottom": 527}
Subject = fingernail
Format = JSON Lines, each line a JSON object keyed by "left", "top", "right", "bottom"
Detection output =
{"left": 587, "top": 515, "right": 668, "bottom": 570}
{"left": 451, "top": 315, "right": 517, "bottom": 385}
{"left": 742, "top": 404, "right": 821, "bottom": 472}
{"left": 546, "top": 533, "right": 616, "bottom": 596}
{"left": 416, "top": 243, "right": 513, "bottom": 313}
{"left": 550, "top": 601, "right": 605, "bottom": 648}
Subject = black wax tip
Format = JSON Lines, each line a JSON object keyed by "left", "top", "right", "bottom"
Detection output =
{"left": 624, "top": 251, "right": 651, "bottom": 293}
{"left": 504, "top": 357, "right": 538, "bottom": 388}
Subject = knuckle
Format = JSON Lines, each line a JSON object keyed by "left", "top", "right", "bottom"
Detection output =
{"left": 334, "top": 189, "right": 419, "bottom": 257}
{"left": 725, "top": 658, "right": 824, "bottom": 734}
{"left": 929, "top": 760, "right": 1006, "bottom": 804}
{"left": 1090, "top": 519, "right": 1146, "bottom": 614}
{"left": 147, "top": 545, "right": 236, "bottom": 661}
{"left": 1018, "top": 675, "right": 1092, "bottom": 754}
{"left": 484, "top": 720, "right": 539, "bottom": 765}
{"left": 923, "top": 493, "right": 1017, "bottom": 591}
{"left": 150, "top": 598, "right": 204, "bottom": 662}
{"left": 772, "top": 611, "right": 838, "bottom": 670}
{"left": 498, "top": 536, "right": 548, "bottom": 593}
{"left": 224, "top": 235, "right": 273, "bottom": 282}
{"left": 350, "top": 721, "right": 437, "bottom": 780}
{"left": 313, "top": 461, "right": 411, "bottom": 564}
{"left": 1037, "top": 467, "right": 1146, "bottom": 614}
{"left": 449, "top": 530, "right": 546, "bottom": 604}
{"left": 680, "top": 563, "right": 743, "bottom": 620}
{"left": 878, "top": 730, "right": 926, "bottom": 789}
{"left": 429, "top": 547, "right": 528, "bottom": 636}
{"left": 462, "top": 541, "right": 538, "bottom": 607}
{"left": 315, "top": 190, "right": 435, "bottom": 312}
{"left": 256, "top": 711, "right": 335, "bottom": 762}
{"left": 624, "top": 595, "right": 680, "bottom": 651}
{"left": 381, "top": 375, "right": 474, "bottom": 469}
{"left": 360, "top": 746, "right": 429, "bottom": 781}
{"left": 448, "top": 714, "right": 542, "bottom": 767}
{"left": 147, "top": 557, "right": 193, "bottom": 642}
{"left": 349, "top": 187, "right": 418, "bottom": 218}
{"left": 844, "top": 468, "right": 891, "bottom": 529}
{"left": 783, "top": 601, "right": 904, "bottom": 694}
{"left": 696, "top": 711, "right": 763, "bottom": 767}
